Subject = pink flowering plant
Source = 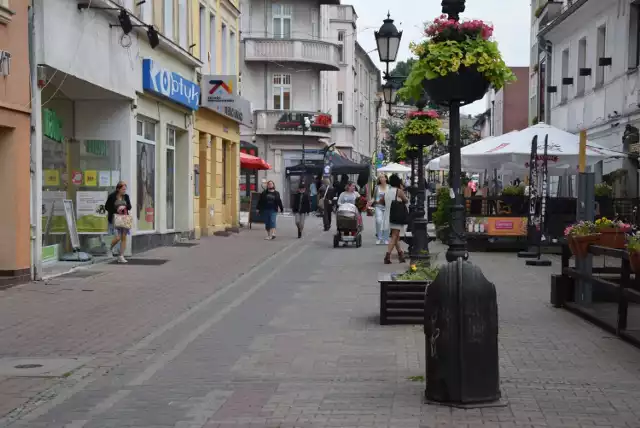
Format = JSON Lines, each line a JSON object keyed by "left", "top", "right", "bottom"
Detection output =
{"left": 397, "top": 15, "right": 516, "bottom": 102}
{"left": 564, "top": 221, "right": 597, "bottom": 237}
{"left": 594, "top": 217, "right": 632, "bottom": 232}
{"left": 395, "top": 110, "right": 446, "bottom": 159}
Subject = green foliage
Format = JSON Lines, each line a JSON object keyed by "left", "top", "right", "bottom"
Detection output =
{"left": 460, "top": 125, "right": 480, "bottom": 146}
{"left": 627, "top": 233, "right": 640, "bottom": 253}
{"left": 395, "top": 116, "right": 446, "bottom": 159}
{"left": 432, "top": 187, "right": 451, "bottom": 228}
{"left": 501, "top": 185, "right": 525, "bottom": 196}
{"left": 395, "top": 261, "right": 440, "bottom": 281}
{"left": 398, "top": 37, "right": 516, "bottom": 102}
{"left": 595, "top": 182, "right": 613, "bottom": 197}
{"left": 390, "top": 58, "right": 417, "bottom": 86}
{"left": 531, "top": 116, "right": 539, "bottom": 125}
{"left": 381, "top": 119, "right": 404, "bottom": 163}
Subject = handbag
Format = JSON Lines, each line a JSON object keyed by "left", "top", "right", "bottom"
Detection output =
{"left": 114, "top": 212, "right": 132, "bottom": 230}
{"left": 389, "top": 189, "right": 409, "bottom": 225}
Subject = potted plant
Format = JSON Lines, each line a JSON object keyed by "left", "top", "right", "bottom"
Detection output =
{"left": 594, "top": 217, "right": 631, "bottom": 249}
{"left": 433, "top": 187, "right": 452, "bottom": 243}
{"left": 500, "top": 184, "right": 526, "bottom": 215}
{"left": 398, "top": 15, "right": 516, "bottom": 105}
{"left": 564, "top": 221, "right": 599, "bottom": 258}
{"left": 626, "top": 232, "right": 640, "bottom": 272}
{"left": 395, "top": 110, "right": 446, "bottom": 160}
{"left": 393, "top": 261, "right": 440, "bottom": 281}
{"left": 595, "top": 182, "right": 614, "bottom": 217}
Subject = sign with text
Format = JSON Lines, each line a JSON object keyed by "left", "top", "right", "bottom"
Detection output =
{"left": 201, "top": 75, "right": 252, "bottom": 127}
{"left": 142, "top": 59, "right": 200, "bottom": 110}
{"left": 466, "top": 217, "right": 527, "bottom": 237}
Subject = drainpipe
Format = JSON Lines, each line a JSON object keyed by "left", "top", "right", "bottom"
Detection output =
{"left": 28, "top": 1, "right": 43, "bottom": 280}
{"left": 490, "top": 100, "right": 495, "bottom": 136}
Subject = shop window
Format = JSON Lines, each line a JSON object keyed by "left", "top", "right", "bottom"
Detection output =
{"left": 166, "top": 127, "right": 176, "bottom": 230}
{"left": 136, "top": 118, "right": 156, "bottom": 231}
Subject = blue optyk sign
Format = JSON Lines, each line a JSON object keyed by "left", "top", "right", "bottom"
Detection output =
{"left": 142, "top": 59, "right": 200, "bottom": 110}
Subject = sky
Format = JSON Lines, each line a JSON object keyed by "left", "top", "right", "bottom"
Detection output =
{"left": 347, "top": 0, "right": 531, "bottom": 116}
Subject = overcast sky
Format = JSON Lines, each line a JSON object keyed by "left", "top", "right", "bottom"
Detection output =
{"left": 347, "top": 0, "right": 531, "bottom": 116}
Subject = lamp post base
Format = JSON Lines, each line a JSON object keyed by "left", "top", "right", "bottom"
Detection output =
{"left": 411, "top": 217, "right": 430, "bottom": 264}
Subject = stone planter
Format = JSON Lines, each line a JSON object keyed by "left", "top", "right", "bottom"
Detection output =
{"left": 422, "top": 65, "right": 490, "bottom": 105}
{"left": 597, "top": 228, "right": 627, "bottom": 249}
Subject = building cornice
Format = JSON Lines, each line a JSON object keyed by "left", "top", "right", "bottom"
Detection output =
{"left": 219, "top": 0, "right": 241, "bottom": 18}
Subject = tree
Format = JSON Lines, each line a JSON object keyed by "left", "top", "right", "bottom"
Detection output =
{"left": 461, "top": 126, "right": 481, "bottom": 146}
{"left": 380, "top": 119, "right": 404, "bottom": 163}
{"left": 389, "top": 58, "right": 417, "bottom": 86}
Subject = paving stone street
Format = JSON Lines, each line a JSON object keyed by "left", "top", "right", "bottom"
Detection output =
{"left": 1, "top": 216, "right": 640, "bottom": 427}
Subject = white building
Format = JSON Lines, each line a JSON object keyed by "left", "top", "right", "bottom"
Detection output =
{"left": 35, "top": 0, "right": 200, "bottom": 274}
{"left": 531, "top": 0, "right": 640, "bottom": 194}
{"left": 239, "top": 0, "right": 380, "bottom": 202}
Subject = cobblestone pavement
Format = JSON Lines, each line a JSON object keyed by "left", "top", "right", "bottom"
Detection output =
{"left": 2, "top": 216, "right": 640, "bottom": 427}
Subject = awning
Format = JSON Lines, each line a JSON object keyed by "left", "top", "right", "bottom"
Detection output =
{"left": 240, "top": 152, "right": 271, "bottom": 170}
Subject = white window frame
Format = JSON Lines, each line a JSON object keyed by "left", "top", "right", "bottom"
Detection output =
{"left": 221, "top": 22, "right": 228, "bottom": 73}
{"left": 311, "top": 9, "right": 319, "bottom": 39}
{"left": 229, "top": 30, "right": 237, "bottom": 75}
{"left": 136, "top": 117, "right": 158, "bottom": 234}
{"left": 209, "top": 13, "right": 216, "bottom": 72}
{"left": 272, "top": 73, "right": 292, "bottom": 110}
{"left": 178, "top": 0, "right": 188, "bottom": 48}
{"left": 338, "top": 31, "right": 345, "bottom": 63}
{"left": 166, "top": 127, "right": 177, "bottom": 231}
{"left": 199, "top": 5, "right": 207, "bottom": 62}
{"left": 337, "top": 91, "right": 344, "bottom": 124}
{"left": 272, "top": 4, "right": 292, "bottom": 39}
{"left": 164, "top": 0, "right": 174, "bottom": 40}
{"left": 576, "top": 37, "right": 587, "bottom": 96}
{"left": 595, "top": 24, "right": 606, "bottom": 88}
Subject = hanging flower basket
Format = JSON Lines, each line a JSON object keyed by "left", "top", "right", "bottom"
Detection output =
{"left": 568, "top": 235, "right": 600, "bottom": 258}
{"left": 395, "top": 110, "right": 445, "bottom": 160}
{"left": 397, "top": 15, "right": 515, "bottom": 106}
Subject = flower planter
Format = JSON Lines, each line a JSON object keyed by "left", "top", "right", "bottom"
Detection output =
{"left": 422, "top": 65, "right": 491, "bottom": 105}
{"left": 379, "top": 273, "right": 430, "bottom": 325}
{"left": 567, "top": 234, "right": 600, "bottom": 258}
{"left": 597, "top": 228, "right": 627, "bottom": 249}
{"left": 406, "top": 133, "right": 436, "bottom": 148}
{"left": 629, "top": 251, "right": 640, "bottom": 273}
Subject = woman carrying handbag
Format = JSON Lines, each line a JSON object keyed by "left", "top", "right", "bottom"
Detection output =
{"left": 105, "top": 181, "right": 132, "bottom": 264}
{"left": 381, "top": 174, "right": 409, "bottom": 264}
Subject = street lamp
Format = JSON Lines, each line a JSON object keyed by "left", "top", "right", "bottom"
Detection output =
{"left": 374, "top": 13, "right": 402, "bottom": 63}
{"left": 381, "top": 81, "right": 398, "bottom": 108}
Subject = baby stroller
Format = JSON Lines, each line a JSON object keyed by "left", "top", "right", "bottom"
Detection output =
{"left": 333, "top": 203, "right": 363, "bottom": 248}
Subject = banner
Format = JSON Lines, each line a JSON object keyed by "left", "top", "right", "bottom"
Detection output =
{"left": 466, "top": 216, "right": 527, "bottom": 236}
{"left": 76, "top": 191, "right": 108, "bottom": 233}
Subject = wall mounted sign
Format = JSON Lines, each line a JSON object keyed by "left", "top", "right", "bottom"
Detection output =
{"left": 201, "top": 75, "right": 252, "bottom": 127}
{"left": 142, "top": 59, "right": 200, "bottom": 110}
{"left": 43, "top": 108, "right": 63, "bottom": 142}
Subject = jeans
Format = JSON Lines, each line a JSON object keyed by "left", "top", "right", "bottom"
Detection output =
{"left": 375, "top": 206, "right": 389, "bottom": 241}
{"left": 263, "top": 209, "right": 277, "bottom": 230}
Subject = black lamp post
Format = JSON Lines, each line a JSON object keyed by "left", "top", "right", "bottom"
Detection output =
{"left": 375, "top": 13, "right": 402, "bottom": 115}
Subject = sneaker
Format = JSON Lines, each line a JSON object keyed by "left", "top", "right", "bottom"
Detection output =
{"left": 384, "top": 240, "right": 390, "bottom": 245}
{"left": 264, "top": 236, "right": 271, "bottom": 240}
{"left": 271, "top": 235, "right": 276, "bottom": 240}
{"left": 117, "top": 256, "right": 128, "bottom": 264}
{"left": 376, "top": 239, "right": 382, "bottom": 245}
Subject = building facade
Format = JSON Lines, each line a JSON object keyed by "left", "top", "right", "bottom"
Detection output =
{"left": 0, "top": 0, "right": 31, "bottom": 286}
{"left": 192, "top": 0, "right": 247, "bottom": 237}
{"left": 33, "top": 0, "right": 202, "bottom": 277}
{"left": 530, "top": 0, "right": 639, "bottom": 192}
{"left": 484, "top": 66, "right": 529, "bottom": 137}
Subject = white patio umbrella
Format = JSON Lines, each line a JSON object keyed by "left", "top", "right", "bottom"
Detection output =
{"left": 377, "top": 162, "right": 412, "bottom": 173}
{"left": 439, "top": 133, "right": 518, "bottom": 170}
{"left": 426, "top": 156, "right": 444, "bottom": 170}
{"left": 458, "top": 123, "right": 620, "bottom": 171}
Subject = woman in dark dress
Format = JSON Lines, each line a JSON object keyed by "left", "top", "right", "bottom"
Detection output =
{"left": 257, "top": 180, "right": 284, "bottom": 240}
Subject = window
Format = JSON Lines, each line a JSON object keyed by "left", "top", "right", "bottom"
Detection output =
{"left": 337, "top": 91, "right": 344, "bottom": 123}
{"left": 229, "top": 30, "right": 236, "bottom": 75}
{"left": 338, "top": 31, "right": 345, "bottom": 62}
{"left": 139, "top": 0, "right": 153, "bottom": 23}
{"left": 629, "top": 1, "right": 640, "bottom": 69}
{"left": 221, "top": 23, "right": 228, "bottom": 73}
{"left": 560, "top": 48, "right": 569, "bottom": 103}
{"left": 311, "top": 9, "right": 319, "bottom": 39}
{"left": 577, "top": 37, "right": 586, "bottom": 96}
{"left": 273, "top": 4, "right": 292, "bottom": 39}
{"left": 209, "top": 14, "right": 216, "bottom": 72}
{"left": 596, "top": 25, "right": 606, "bottom": 87}
{"left": 178, "top": 0, "right": 187, "bottom": 48}
{"left": 166, "top": 127, "right": 176, "bottom": 230}
{"left": 272, "top": 74, "right": 291, "bottom": 110}
{"left": 199, "top": 5, "right": 207, "bottom": 61}
{"left": 164, "top": 0, "right": 174, "bottom": 39}
{"left": 136, "top": 118, "right": 157, "bottom": 232}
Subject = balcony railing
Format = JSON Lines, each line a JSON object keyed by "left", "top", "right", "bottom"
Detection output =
{"left": 244, "top": 38, "right": 341, "bottom": 71}
{"left": 534, "top": 1, "right": 562, "bottom": 26}
{"left": 254, "top": 110, "right": 333, "bottom": 137}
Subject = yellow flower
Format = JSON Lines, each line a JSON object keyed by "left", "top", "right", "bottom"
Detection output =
{"left": 410, "top": 264, "right": 417, "bottom": 272}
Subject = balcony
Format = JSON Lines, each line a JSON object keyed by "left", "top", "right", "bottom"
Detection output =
{"left": 534, "top": 1, "right": 562, "bottom": 28}
{"left": 244, "top": 38, "right": 341, "bottom": 71}
{"left": 254, "top": 110, "right": 333, "bottom": 138}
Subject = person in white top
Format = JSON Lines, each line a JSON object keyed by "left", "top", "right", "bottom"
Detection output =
{"left": 373, "top": 173, "right": 390, "bottom": 245}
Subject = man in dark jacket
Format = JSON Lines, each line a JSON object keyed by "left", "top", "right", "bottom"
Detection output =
{"left": 323, "top": 182, "right": 336, "bottom": 231}
{"left": 292, "top": 183, "right": 311, "bottom": 238}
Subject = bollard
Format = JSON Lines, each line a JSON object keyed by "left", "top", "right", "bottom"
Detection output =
{"left": 424, "top": 259, "right": 501, "bottom": 405}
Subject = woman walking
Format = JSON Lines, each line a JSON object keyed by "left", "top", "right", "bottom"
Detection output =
{"left": 382, "top": 174, "right": 409, "bottom": 264}
{"left": 257, "top": 180, "right": 284, "bottom": 240}
{"left": 105, "top": 181, "right": 132, "bottom": 264}
{"left": 373, "top": 174, "right": 389, "bottom": 245}
{"left": 292, "top": 183, "right": 311, "bottom": 238}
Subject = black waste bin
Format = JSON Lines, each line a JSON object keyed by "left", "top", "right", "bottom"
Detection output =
{"left": 424, "top": 259, "right": 500, "bottom": 404}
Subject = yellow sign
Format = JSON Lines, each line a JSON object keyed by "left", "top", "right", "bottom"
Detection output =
{"left": 84, "top": 170, "right": 97, "bottom": 186}
{"left": 44, "top": 169, "right": 60, "bottom": 186}
{"left": 578, "top": 130, "right": 587, "bottom": 173}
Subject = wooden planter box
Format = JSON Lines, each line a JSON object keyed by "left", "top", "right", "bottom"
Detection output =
{"left": 379, "top": 273, "right": 430, "bottom": 325}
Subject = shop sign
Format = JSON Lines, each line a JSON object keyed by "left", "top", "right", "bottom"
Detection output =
{"left": 466, "top": 216, "right": 527, "bottom": 237}
{"left": 201, "top": 75, "right": 252, "bottom": 127}
{"left": 43, "top": 108, "right": 63, "bottom": 142}
{"left": 85, "top": 140, "right": 108, "bottom": 157}
{"left": 142, "top": 59, "right": 200, "bottom": 111}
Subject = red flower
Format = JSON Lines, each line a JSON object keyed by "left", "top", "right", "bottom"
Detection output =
{"left": 408, "top": 110, "right": 439, "bottom": 119}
